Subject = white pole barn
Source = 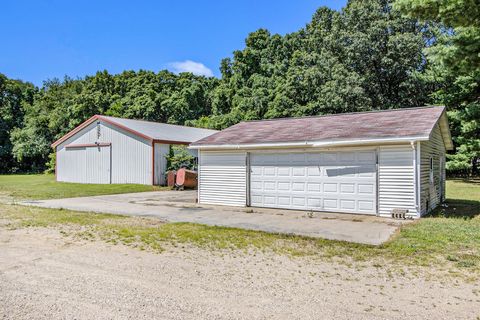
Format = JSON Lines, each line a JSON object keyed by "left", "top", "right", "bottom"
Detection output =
{"left": 52, "top": 115, "right": 217, "bottom": 185}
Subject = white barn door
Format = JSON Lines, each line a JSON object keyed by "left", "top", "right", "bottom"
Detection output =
{"left": 85, "top": 145, "right": 111, "bottom": 184}
{"left": 250, "top": 150, "right": 377, "bottom": 214}
{"left": 63, "top": 145, "right": 111, "bottom": 184}
{"left": 154, "top": 143, "right": 169, "bottom": 185}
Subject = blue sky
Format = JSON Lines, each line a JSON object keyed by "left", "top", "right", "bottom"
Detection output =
{"left": 1, "top": 0, "right": 346, "bottom": 86}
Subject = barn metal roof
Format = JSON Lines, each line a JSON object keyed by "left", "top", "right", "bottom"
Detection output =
{"left": 51, "top": 115, "right": 218, "bottom": 147}
{"left": 101, "top": 116, "right": 218, "bottom": 143}
{"left": 190, "top": 106, "right": 453, "bottom": 150}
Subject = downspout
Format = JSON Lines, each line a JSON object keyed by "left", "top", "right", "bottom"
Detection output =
{"left": 151, "top": 140, "right": 155, "bottom": 185}
{"left": 416, "top": 141, "right": 422, "bottom": 217}
{"left": 197, "top": 150, "right": 201, "bottom": 204}
{"left": 375, "top": 147, "right": 380, "bottom": 216}
{"left": 411, "top": 141, "right": 420, "bottom": 218}
{"left": 246, "top": 152, "right": 251, "bottom": 207}
{"left": 55, "top": 146, "right": 58, "bottom": 181}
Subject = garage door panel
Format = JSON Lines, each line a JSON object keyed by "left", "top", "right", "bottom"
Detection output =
{"left": 323, "top": 183, "right": 338, "bottom": 193}
{"left": 339, "top": 152, "right": 355, "bottom": 162}
{"left": 323, "top": 152, "right": 337, "bottom": 163}
{"left": 292, "top": 167, "right": 306, "bottom": 176}
{"left": 251, "top": 167, "right": 262, "bottom": 176}
{"left": 340, "top": 199, "right": 355, "bottom": 210}
{"left": 278, "top": 181, "right": 290, "bottom": 190}
{"left": 263, "top": 167, "right": 276, "bottom": 176}
{"left": 306, "top": 153, "right": 322, "bottom": 162}
{"left": 306, "top": 167, "right": 321, "bottom": 176}
{"left": 340, "top": 183, "right": 355, "bottom": 193}
{"left": 307, "top": 183, "right": 321, "bottom": 192}
{"left": 263, "top": 181, "right": 276, "bottom": 190}
{"left": 358, "top": 200, "right": 375, "bottom": 211}
{"left": 358, "top": 151, "right": 376, "bottom": 162}
{"left": 292, "top": 197, "right": 305, "bottom": 206}
{"left": 277, "top": 167, "right": 290, "bottom": 176}
{"left": 357, "top": 165, "right": 376, "bottom": 176}
{"left": 358, "top": 183, "right": 374, "bottom": 194}
{"left": 307, "top": 198, "right": 322, "bottom": 207}
{"left": 277, "top": 196, "right": 291, "bottom": 206}
{"left": 323, "top": 199, "right": 338, "bottom": 210}
{"left": 251, "top": 195, "right": 262, "bottom": 203}
{"left": 250, "top": 151, "right": 377, "bottom": 214}
{"left": 264, "top": 196, "right": 276, "bottom": 205}
{"left": 291, "top": 182, "right": 305, "bottom": 191}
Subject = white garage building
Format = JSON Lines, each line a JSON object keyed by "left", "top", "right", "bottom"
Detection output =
{"left": 52, "top": 115, "right": 217, "bottom": 185}
{"left": 190, "top": 107, "right": 453, "bottom": 218}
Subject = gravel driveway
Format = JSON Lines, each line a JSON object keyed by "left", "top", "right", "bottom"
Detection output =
{"left": 1, "top": 228, "right": 479, "bottom": 320}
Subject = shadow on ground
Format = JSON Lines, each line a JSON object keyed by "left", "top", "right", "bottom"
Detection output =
{"left": 455, "top": 178, "right": 480, "bottom": 185}
{"left": 429, "top": 199, "right": 480, "bottom": 219}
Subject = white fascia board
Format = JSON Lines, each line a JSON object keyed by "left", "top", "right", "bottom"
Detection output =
{"left": 439, "top": 114, "right": 454, "bottom": 151}
{"left": 310, "top": 136, "right": 429, "bottom": 148}
{"left": 189, "top": 141, "right": 313, "bottom": 150}
{"left": 189, "top": 136, "right": 429, "bottom": 150}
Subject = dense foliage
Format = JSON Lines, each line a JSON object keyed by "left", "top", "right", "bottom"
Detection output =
{"left": 395, "top": 0, "right": 479, "bottom": 174}
{"left": 0, "top": 0, "right": 477, "bottom": 174}
{"left": 166, "top": 145, "right": 197, "bottom": 172}
{"left": 0, "top": 74, "right": 35, "bottom": 172}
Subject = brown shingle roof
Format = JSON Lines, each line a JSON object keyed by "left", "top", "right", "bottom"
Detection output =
{"left": 191, "top": 106, "right": 446, "bottom": 146}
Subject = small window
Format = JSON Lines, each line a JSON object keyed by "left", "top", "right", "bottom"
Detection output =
{"left": 429, "top": 157, "right": 434, "bottom": 184}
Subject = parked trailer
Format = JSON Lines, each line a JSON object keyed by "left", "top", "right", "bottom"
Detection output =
{"left": 175, "top": 168, "right": 197, "bottom": 189}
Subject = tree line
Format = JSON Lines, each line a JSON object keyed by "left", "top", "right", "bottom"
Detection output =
{"left": 0, "top": 0, "right": 478, "bottom": 175}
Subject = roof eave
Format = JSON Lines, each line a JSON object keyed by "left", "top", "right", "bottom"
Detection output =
{"left": 189, "top": 136, "right": 430, "bottom": 150}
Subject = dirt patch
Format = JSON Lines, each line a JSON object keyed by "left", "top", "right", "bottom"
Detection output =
{"left": 1, "top": 227, "right": 479, "bottom": 320}
{"left": 100, "top": 216, "right": 166, "bottom": 227}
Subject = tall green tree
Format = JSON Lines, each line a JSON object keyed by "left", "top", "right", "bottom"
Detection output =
{"left": 0, "top": 74, "right": 35, "bottom": 172}
{"left": 395, "top": 0, "right": 480, "bottom": 174}
{"left": 192, "top": 0, "right": 431, "bottom": 129}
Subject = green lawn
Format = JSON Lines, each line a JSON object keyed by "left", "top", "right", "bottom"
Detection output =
{"left": 0, "top": 177, "right": 479, "bottom": 276}
{"left": 0, "top": 174, "right": 167, "bottom": 201}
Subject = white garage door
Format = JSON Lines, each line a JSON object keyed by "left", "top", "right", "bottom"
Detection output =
{"left": 63, "top": 145, "right": 111, "bottom": 184}
{"left": 250, "top": 150, "right": 377, "bottom": 214}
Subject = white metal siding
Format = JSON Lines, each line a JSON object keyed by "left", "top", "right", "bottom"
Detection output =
{"left": 56, "top": 121, "right": 152, "bottom": 185}
{"left": 85, "top": 146, "right": 111, "bottom": 183}
{"left": 57, "top": 147, "right": 86, "bottom": 183}
{"left": 250, "top": 150, "right": 377, "bottom": 214}
{"left": 57, "top": 145, "right": 111, "bottom": 184}
{"left": 154, "top": 143, "right": 170, "bottom": 185}
{"left": 378, "top": 145, "right": 416, "bottom": 216}
{"left": 198, "top": 151, "right": 246, "bottom": 206}
{"left": 420, "top": 124, "right": 446, "bottom": 215}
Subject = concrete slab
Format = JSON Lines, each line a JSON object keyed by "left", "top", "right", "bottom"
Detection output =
{"left": 20, "top": 191, "right": 409, "bottom": 245}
